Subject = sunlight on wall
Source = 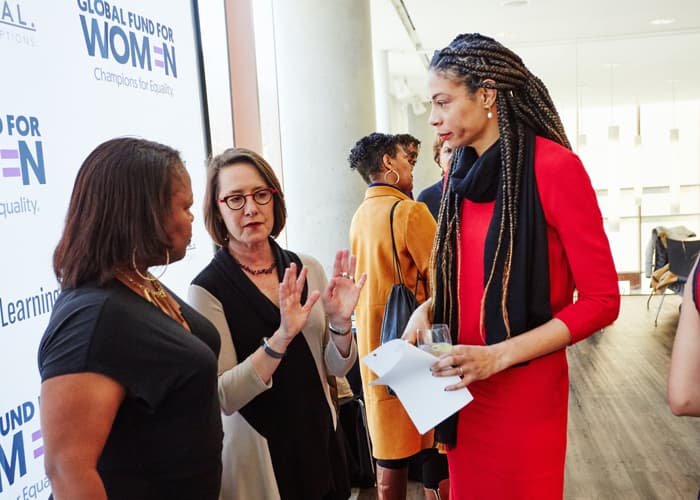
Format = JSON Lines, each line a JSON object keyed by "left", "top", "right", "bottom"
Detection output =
{"left": 560, "top": 100, "right": 700, "bottom": 273}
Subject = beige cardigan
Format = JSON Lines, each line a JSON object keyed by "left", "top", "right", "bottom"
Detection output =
{"left": 188, "top": 253, "right": 357, "bottom": 500}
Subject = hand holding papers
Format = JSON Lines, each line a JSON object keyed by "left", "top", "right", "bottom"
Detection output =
{"left": 362, "top": 339, "right": 473, "bottom": 434}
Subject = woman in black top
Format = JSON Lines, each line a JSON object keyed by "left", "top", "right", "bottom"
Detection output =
{"left": 189, "top": 148, "right": 365, "bottom": 500}
{"left": 38, "top": 138, "right": 317, "bottom": 500}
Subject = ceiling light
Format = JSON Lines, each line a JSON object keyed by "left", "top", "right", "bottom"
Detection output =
{"left": 392, "top": 78, "right": 411, "bottom": 101}
{"left": 501, "top": 0, "right": 528, "bottom": 6}
{"left": 650, "top": 18, "right": 676, "bottom": 25}
{"left": 669, "top": 128, "right": 679, "bottom": 143}
{"left": 411, "top": 99, "right": 427, "bottom": 116}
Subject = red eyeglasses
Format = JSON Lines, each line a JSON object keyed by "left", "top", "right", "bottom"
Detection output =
{"left": 217, "top": 188, "right": 277, "bottom": 210}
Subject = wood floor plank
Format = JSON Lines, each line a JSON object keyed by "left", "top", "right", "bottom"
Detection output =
{"left": 565, "top": 294, "right": 700, "bottom": 499}
{"left": 354, "top": 295, "right": 700, "bottom": 499}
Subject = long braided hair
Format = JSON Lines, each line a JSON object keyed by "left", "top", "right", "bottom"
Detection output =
{"left": 429, "top": 33, "right": 571, "bottom": 340}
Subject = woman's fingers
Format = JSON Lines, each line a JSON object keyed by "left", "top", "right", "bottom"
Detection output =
{"left": 295, "top": 265, "right": 308, "bottom": 290}
{"left": 304, "top": 290, "right": 321, "bottom": 311}
{"left": 348, "top": 254, "right": 357, "bottom": 277}
{"left": 429, "top": 344, "right": 503, "bottom": 390}
{"left": 331, "top": 249, "right": 361, "bottom": 282}
{"left": 279, "top": 264, "right": 293, "bottom": 297}
{"left": 331, "top": 249, "right": 352, "bottom": 278}
{"left": 429, "top": 354, "right": 473, "bottom": 390}
{"left": 331, "top": 250, "right": 344, "bottom": 278}
{"left": 278, "top": 263, "right": 321, "bottom": 340}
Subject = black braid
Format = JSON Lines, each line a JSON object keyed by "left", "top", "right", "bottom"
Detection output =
{"left": 429, "top": 33, "right": 570, "bottom": 337}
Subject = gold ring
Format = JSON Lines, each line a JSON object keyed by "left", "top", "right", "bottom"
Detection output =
{"left": 458, "top": 366, "right": 463, "bottom": 377}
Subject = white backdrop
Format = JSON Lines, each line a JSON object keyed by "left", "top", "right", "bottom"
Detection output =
{"left": 0, "top": 1, "right": 213, "bottom": 496}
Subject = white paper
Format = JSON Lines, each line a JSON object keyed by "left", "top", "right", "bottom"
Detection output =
{"left": 362, "top": 339, "right": 473, "bottom": 434}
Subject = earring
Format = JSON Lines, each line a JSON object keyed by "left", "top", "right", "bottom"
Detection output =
{"left": 132, "top": 248, "right": 170, "bottom": 281}
{"left": 383, "top": 169, "right": 400, "bottom": 185}
{"left": 487, "top": 110, "right": 493, "bottom": 119}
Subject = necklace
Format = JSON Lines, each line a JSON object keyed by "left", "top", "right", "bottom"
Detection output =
{"left": 115, "top": 269, "right": 167, "bottom": 303}
{"left": 238, "top": 261, "right": 276, "bottom": 275}
{"left": 114, "top": 269, "right": 190, "bottom": 331}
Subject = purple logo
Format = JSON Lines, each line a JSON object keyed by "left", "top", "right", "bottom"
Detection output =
{"left": 0, "top": 149, "right": 20, "bottom": 179}
{"left": 30, "top": 430, "right": 42, "bottom": 459}
{"left": 0, "top": 115, "right": 45, "bottom": 186}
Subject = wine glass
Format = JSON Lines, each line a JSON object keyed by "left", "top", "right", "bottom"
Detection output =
{"left": 416, "top": 324, "right": 452, "bottom": 356}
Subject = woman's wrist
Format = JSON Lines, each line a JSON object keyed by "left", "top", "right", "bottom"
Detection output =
{"left": 493, "top": 341, "right": 512, "bottom": 372}
{"left": 267, "top": 331, "right": 291, "bottom": 354}
{"left": 261, "top": 337, "right": 286, "bottom": 359}
{"left": 328, "top": 318, "right": 352, "bottom": 336}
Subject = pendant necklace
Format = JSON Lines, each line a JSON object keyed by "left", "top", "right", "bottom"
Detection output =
{"left": 114, "top": 269, "right": 190, "bottom": 330}
{"left": 238, "top": 261, "right": 276, "bottom": 275}
{"left": 115, "top": 268, "right": 167, "bottom": 304}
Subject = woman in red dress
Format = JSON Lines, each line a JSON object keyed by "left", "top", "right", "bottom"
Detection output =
{"left": 404, "top": 33, "right": 620, "bottom": 499}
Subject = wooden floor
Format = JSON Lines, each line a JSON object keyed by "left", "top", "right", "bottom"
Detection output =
{"left": 352, "top": 294, "right": 700, "bottom": 499}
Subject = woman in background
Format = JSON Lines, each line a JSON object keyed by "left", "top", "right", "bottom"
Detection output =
{"left": 189, "top": 147, "right": 365, "bottom": 500}
{"left": 38, "top": 138, "right": 223, "bottom": 499}
{"left": 417, "top": 135, "right": 453, "bottom": 220}
{"left": 349, "top": 132, "right": 448, "bottom": 499}
{"left": 395, "top": 133, "right": 421, "bottom": 168}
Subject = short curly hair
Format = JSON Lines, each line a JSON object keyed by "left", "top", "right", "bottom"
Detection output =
{"left": 395, "top": 133, "right": 420, "bottom": 151}
{"left": 348, "top": 132, "right": 401, "bottom": 184}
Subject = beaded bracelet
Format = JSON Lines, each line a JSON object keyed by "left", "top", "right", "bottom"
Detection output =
{"left": 261, "top": 337, "right": 285, "bottom": 359}
{"left": 328, "top": 323, "right": 351, "bottom": 336}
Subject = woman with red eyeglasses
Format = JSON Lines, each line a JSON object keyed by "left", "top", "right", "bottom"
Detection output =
{"left": 188, "top": 147, "right": 366, "bottom": 500}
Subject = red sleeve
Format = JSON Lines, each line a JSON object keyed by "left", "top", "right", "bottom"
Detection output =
{"left": 535, "top": 138, "right": 620, "bottom": 343}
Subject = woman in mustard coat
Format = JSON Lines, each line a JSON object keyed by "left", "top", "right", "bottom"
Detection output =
{"left": 348, "top": 133, "right": 447, "bottom": 499}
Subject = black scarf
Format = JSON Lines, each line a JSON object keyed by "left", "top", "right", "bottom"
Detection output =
{"left": 193, "top": 239, "right": 349, "bottom": 499}
{"left": 433, "top": 129, "right": 552, "bottom": 446}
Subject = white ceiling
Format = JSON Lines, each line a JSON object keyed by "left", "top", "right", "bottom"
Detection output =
{"left": 370, "top": 0, "right": 700, "bottom": 108}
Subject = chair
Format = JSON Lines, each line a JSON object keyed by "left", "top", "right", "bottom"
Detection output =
{"left": 647, "top": 237, "right": 700, "bottom": 326}
{"left": 644, "top": 225, "right": 696, "bottom": 278}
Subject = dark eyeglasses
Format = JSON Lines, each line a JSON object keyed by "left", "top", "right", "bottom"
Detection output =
{"left": 217, "top": 188, "right": 277, "bottom": 211}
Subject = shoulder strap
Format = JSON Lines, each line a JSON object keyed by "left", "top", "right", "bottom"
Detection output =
{"left": 389, "top": 200, "right": 404, "bottom": 285}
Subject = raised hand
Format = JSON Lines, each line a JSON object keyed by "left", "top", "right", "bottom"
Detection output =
{"left": 278, "top": 263, "right": 321, "bottom": 343}
{"left": 322, "top": 250, "right": 367, "bottom": 330}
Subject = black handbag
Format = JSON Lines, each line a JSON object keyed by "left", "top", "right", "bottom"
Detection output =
{"left": 338, "top": 396, "right": 376, "bottom": 488}
{"left": 379, "top": 200, "right": 422, "bottom": 346}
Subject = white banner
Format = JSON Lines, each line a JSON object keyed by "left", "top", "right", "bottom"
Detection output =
{"left": 0, "top": 1, "right": 213, "bottom": 497}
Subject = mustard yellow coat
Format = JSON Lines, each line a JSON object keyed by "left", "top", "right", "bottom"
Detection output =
{"left": 349, "top": 185, "right": 437, "bottom": 459}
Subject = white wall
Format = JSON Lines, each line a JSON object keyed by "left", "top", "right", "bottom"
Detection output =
{"left": 0, "top": 1, "right": 216, "bottom": 496}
